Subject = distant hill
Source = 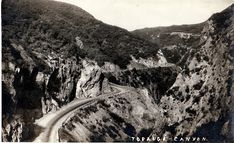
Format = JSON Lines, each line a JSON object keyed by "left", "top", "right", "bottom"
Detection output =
{"left": 132, "top": 23, "right": 205, "bottom": 64}
{"left": 132, "top": 23, "right": 205, "bottom": 42}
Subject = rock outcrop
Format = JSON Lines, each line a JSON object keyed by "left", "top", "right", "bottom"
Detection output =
{"left": 43, "top": 57, "right": 80, "bottom": 113}
{"left": 128, "top": 49, "right": 170, "bottom": 70}
{"left": 2, "top": 118, "right": 24, "bottom": 142}
{"left": 101, "top": 62, "right": 121, "bottom": 73}
{"left": 76, "top": 60, "right": 113, "bottom": 98}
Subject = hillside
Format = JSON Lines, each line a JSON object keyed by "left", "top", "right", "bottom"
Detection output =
{"left": 2, "top": 0, "right": 160, "bottom": 69}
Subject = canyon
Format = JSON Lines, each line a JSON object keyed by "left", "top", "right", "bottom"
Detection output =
{"left": 1, "top": 0, "right": 234, "bottom": 142}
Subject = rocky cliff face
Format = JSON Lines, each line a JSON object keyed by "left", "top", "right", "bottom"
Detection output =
{"left": 41, "top": 57, "right": 81, "bottom": 114}
{"left": 158, "top": 4, "right": 234, "bottom": 142}
{"left": 76, "top": 60, "right": 113, "bottom": 99}
{"left": 2, "top": 43, "right": 82, "bottom": 141}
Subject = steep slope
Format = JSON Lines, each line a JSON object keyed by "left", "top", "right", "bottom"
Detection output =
{"left": 59, "top": 4, "right": 234, "bottom": 142}
{"left": 132, "top": 23, "right": 205, "bottom": 65}
{"left": 158, "top": 4, "right": 234, "bottom": 142}
{"left": 1, "top": 0, "right": 163, "bottom": 141}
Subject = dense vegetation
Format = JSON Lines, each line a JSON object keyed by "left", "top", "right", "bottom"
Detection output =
{"left": 2, "top": 0, "right": 159, "bottom": 69}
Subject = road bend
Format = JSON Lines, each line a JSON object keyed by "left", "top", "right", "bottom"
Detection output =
{"left": 33, "top": 84, "right": 130, "bottom": 142}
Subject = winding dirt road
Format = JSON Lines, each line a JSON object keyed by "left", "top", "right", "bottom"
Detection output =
{"left": 33, "top": 84, "right": 130, "bottom": 142}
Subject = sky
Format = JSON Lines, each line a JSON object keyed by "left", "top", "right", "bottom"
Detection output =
{"left": 55, "top": 0, "right": 234, "bottom": 31}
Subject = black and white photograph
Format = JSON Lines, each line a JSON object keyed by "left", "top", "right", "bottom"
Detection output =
{"left": 1, "top": 0, "right": 234, "bottom": 142}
